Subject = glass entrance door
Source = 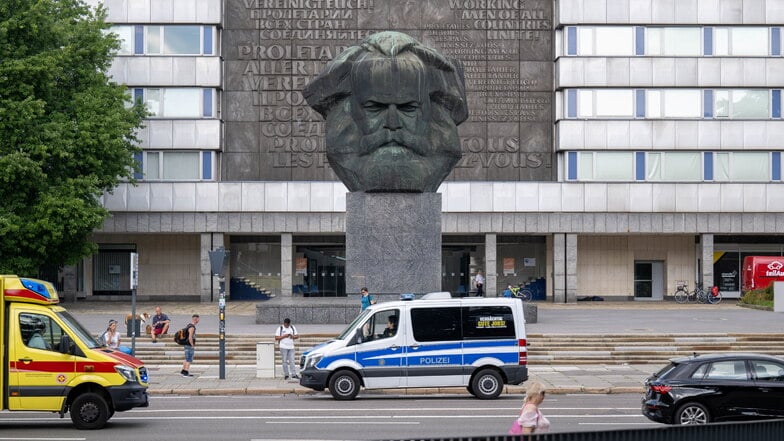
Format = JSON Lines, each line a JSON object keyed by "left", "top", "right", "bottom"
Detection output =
{"left": 634, "top": 261, "right": 664, "bottom": 300}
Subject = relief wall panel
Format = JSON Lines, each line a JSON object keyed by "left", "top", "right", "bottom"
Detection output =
{"left": 223, "top": 0, "right": 554, "bottom": 182}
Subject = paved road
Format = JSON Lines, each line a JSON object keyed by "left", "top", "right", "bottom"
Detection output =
{"left": 0, "top": 393, "right": 655, "bottom": 440}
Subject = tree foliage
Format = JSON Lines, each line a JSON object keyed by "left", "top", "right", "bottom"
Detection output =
{"left": 0, "top": 0, "right": 145, "bottom": 275}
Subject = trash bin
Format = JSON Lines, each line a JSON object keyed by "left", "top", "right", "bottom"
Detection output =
{"left": 126, "top": 315, "right": 141, "bottom": 337}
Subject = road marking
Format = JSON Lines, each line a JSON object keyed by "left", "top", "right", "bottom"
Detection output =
{"left": 0, "top": 437, "right": 85, "bottom": 441}
{"left": 129, "top": 406, "right": 640, "bottom": 413}
{"left": 266, "top": 421, "right": 420, "bottom": 425}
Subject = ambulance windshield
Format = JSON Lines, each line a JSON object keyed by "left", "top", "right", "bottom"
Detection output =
{"left": 57, "top": 311, "right": 102, "bottom": 349}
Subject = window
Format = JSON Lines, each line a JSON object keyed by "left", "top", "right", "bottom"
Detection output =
{"left": 137, "top": 88, "right": 215, "bottom": 118}
{"left": 141, "top": 151, "right": 213, "bottom": 181}
{"left": 704, "top": 360, "right": 749, "bottom": 381}
{"left": 750, "top": 360, "right": 784, "bottom": 382}
{"left": 112, "top": 26, "right": 135, "bottom": 55}
{"left": 110, "top": 25, "right": 216, "bottom": 55}
{"left": 565, "top": 26, "right": 775, "bottom": 57}
{"left": 650, "top": 90, "right": 702, "bottom": 118}
{"left": 359, "top": 309, "right": 400, "bottom": 343}
{"left": 647, "top": 152, "right": 702, "bottom": 181}
{"left": 567, "top": 151, "right": 720, "bottom": 182}
{"left": 462, "top": 306, "right": 515, "bottom": 339}
{"left": 566, "top": 26, "right": 638, "bottom": 56}
{"left": 575, "top": 90, "right": 634, "bottom": 118}
{"left": 19, "top": 313, "right": 63, "bottom": 351}
{"left": 715, "top": 90, "right": 769, "bottom": 119}
{"left": 714, "top": 27, "right": 769, "bottom": 56}
{"left": 574, "top": 152, "right": 634, "bottom": 181}
{"left": 647, "top": 28, "right": 701, "bottom": 56}
{"left": 714, "top": 152, "right": 771, "bottom": 181}
{"left": 411, "top": 307, "right": 461, "bottom": 342}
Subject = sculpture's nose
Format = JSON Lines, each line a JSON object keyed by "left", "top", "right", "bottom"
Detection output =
{"left": 384, "top": 105, "right": 402, "bottom": 130}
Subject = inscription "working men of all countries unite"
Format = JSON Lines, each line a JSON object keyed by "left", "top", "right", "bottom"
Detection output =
{"left": 231, "top": 0, "right": 552, "bottom": 173}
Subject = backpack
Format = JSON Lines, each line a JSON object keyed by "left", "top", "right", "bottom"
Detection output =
{"left": 174, "top": 327, "right": 189, "bottom": 345}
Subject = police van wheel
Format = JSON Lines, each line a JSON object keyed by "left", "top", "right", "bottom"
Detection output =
{"left": 471, "top": 369, "right": 503, "bottom": 400}
{"left": 70, "top": 392, "right": 110, "bottom": 430}
{"left": 329, "top": 370, "right": 360, "bottom": 400}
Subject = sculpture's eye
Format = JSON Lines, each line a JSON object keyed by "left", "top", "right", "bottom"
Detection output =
{"left": 397, "top": 102, "right": 420, "bottom": 113}
{"left": 363, "top": 101, "right": 387, "bottom": 112}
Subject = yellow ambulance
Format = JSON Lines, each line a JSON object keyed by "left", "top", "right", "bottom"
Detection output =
{"left": 0, "top": 275, "right": 149, "bottom": 429}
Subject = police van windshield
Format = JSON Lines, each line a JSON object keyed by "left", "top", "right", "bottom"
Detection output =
{"left": 337, "top": 309, "right": 371, "bottom": 340}
{"left": 56, "top": 310, "right": 101, "bottom": 349}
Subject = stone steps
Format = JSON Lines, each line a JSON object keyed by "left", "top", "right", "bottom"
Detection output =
{"left": 127, "top": 333, "right": 784, "bottom": 366}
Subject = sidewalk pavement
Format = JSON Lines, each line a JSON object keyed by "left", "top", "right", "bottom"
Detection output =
{"left": 61, "top": 299, "right": 782, "bottom": 397}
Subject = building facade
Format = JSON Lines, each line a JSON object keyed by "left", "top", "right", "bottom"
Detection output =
{"left": 77, "top": 0, "right": 784, "bottom": 303}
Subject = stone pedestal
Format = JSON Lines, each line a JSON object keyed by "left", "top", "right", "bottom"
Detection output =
{"left": 345, "top": 192, "right": 442, "bottom": 295}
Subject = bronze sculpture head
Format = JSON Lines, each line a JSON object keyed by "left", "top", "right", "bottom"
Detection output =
{"left": 303, "top": 32, "right": 468, "bottom": 192}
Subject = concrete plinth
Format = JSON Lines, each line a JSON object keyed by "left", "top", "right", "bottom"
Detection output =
{"left": 345, "top": 192, "right": 442, "bottom": 295}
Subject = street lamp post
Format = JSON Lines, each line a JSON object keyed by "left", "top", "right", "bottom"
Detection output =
{"left": 208, "top": 247, "right": 229, "bottom": 380}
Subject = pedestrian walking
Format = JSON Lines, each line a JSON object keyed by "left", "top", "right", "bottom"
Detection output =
{"left": 180, "top": 314, "right": 199, "bottom": 377}
{"left": 274, "top": 318, "right": 299, "bottom": 380}
{"left": 360, "top": 287, "right": 376, "bottom": 310}
{"left": 509, "top": 381, "right": 550, "bottom": 435}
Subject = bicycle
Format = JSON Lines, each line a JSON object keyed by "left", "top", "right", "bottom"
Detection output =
{"left": 502, "top": 284, "right": 533, "bottom": 301}
{"left": 692, "top": 283, "right": 709, "bottom": 304}
{"left": 673, "top": 281, "right": 691, "bottom": 303}
{"left": 707, "top": 285, "right": 723, "bottom": 304}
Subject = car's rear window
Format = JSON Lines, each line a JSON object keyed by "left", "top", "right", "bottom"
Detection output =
{"left": 654, "top": 362, "right": 678, "bottom": 378}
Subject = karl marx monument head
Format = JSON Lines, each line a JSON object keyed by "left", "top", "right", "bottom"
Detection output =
{"left": 303, "top": 32, "right": 468, "bottom": 193}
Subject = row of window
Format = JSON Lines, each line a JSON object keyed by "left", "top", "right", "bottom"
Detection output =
{"left": 565, "top": 26, "right": 780, "bottom": 57}
{"left": 565, "top": 89, "right": 780, "bottom": 119}
{"left": 133, "top": 151, "right": 215, "bottom": 181}
{"left": 132, "top": 88, "right": 215, "bottom": 118}
{"left": 112, "top": 25, "right": 216, "bottom": 56}
{"left": 565, "top": 151, "right": 782, "bottom": 182}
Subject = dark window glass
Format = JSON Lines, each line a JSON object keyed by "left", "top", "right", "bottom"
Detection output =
{"left": 411, "top": 307, "right": 461, "bottom": 342}
{"left": 462, "top": 306, "right": 515, "bottom": 339}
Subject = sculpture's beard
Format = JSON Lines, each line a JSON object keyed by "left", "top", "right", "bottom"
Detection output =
{"left": 326, "top": 104, "right": 461, "bottom": 193}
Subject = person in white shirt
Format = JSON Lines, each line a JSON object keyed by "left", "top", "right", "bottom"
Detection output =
{"left": 475, "top": 271, "right": 485, "bottom": 297}
{"left": 274, "top": 318, "right": 299, "bottom": 380}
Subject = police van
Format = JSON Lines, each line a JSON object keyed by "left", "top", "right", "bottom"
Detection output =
{"left": 299, "top": 293, "right": 528, "bottom": 399}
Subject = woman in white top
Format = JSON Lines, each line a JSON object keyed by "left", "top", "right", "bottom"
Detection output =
{"left": 517, "top": 381, "right": 551, "bottom": 434}
{"left": 102, "top": 320, "right": 132, "bottom": 355}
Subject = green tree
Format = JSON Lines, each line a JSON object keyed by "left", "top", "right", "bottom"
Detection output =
{"left": 0, "top": 0, "right": 145, "bottom": 275}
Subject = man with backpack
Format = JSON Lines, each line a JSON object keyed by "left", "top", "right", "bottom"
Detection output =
{"left": 274, "top": 318, "right": 299, "bottom": 380}
{"left": 180, "top": 314, "right": 199, "bottom": 377}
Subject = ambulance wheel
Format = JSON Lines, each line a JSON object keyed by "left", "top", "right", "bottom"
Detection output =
{"left": 70, "top": 392, "right": 110, "bottom": 430}
{"left": 329, "top": 370, "right": 360, "bottom": 400}
{"left": 471, "top": 369, "right": 503, "bottom": 400}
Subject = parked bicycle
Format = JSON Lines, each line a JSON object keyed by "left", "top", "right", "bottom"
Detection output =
{"left": 674, "top": 281, "right": 722, "bottom": 304}
{"left": 707, "top": 285, "right": 723, "bottom": 304}
{"left": 502, "top": 283, "right": 533, "bottom": 301}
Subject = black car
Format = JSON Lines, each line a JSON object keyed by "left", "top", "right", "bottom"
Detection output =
{"left": 642, "top": 353, "right": 784, "bottom": 425}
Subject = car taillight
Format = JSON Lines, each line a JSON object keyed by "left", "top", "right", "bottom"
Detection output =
{"left": 519, "top": 339, "right": 527, "bottom": 365}
{"left": 650, "top": 385, "right": 672, "bottom": 394}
